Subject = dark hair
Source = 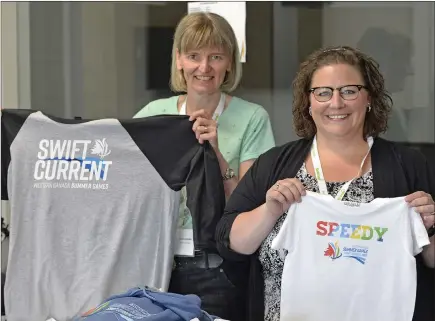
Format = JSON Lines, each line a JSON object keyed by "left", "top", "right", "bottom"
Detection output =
{"left": 292, "top": 45, "right": 393, "bottom": 139}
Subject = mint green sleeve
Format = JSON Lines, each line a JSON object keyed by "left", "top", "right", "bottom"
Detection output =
{"left": 133, "top": 103, "right": 153, "bottom": 119}
{"left": 240, "top": 107, "right": 276, "bottom": 163}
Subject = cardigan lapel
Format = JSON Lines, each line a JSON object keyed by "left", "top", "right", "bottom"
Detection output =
{"left": 371, "top": 137, "right": 411, "bottom": 198}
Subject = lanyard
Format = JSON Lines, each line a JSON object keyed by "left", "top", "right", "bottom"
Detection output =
{"left": 179, "top": 93, "right": 226, "bottom": 122}
{"left": 310, "top": 135, "right": 374, "bottom": 200}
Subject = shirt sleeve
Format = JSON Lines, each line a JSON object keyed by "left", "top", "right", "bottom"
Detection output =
{"left": 409, "top": 208, "right": 431, "bottom": 256}
{"left": 394, "top": 145, "right": 434, "bottom": 254}
{"left": 215, "top": 146, "right": 281, "bottom": 261}
{"left": 240, "top": 107, "right": 275, "bottom": 163}
{"left": 185, "top": 143, "right": 226, "bottom": 251}
{"left": 122, "top": 115, "right": 225, "bottom": 251}
{"left": 1, "top": 115, "right": 11, "bottom": 200}
{"left": 1, "top": 109, "right": 32, "bottom": 200}
{"left": 133, "top": 103, "right": 152, "bottom": 119}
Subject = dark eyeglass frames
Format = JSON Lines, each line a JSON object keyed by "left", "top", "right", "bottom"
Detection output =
{"left": 309, "top": 85, "right": 367, "bottom": 102}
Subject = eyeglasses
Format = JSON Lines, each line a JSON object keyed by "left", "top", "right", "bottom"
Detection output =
{"left": 309, "top": 85, "right": 367, "bottom": 102}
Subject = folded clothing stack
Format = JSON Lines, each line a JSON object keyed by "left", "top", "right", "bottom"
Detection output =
{"left": 73, "top": 287, "right": 223, "bottom": 321}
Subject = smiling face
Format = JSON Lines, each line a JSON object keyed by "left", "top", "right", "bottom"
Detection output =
{"left": 170, "top": 12, "right": 242, "bottom": 94}
{"left": 309, "top": 63, "right": 370, "bottom": 139}
{"left": 176, "top": 47, "right": 231, "bottom": 95}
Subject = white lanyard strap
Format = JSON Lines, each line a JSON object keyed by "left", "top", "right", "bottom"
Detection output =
{"left": 179, "top": 93, "right": 226, "bottom": 122}
{"left": 310, "top": 135, "right": 374, "bottom": 200}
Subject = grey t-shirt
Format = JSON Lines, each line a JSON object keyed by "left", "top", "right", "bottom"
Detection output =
{"left": 1, "top": 110, "right": 224, "bottom": 321}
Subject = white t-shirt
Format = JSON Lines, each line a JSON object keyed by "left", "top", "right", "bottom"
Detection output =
{"left": 271, "top": 191, "right": 430, "bottom": 321}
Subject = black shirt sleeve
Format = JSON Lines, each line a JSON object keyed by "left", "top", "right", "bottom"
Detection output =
{"left": 403, "top": 146, "right": 435, "bottom": 321}
{"left": 214, "top": 148, "right": 280, "bottom": 321}
{"left": 384, "top": 142, "right": 435, "bottom": 321}
{"left": 404, "top": 146, "right": 435, "bottom": 197}
{"left": 122, "top": 115, "right": 225, "bottom": 252}
{"left": 1, "top": 109, "right": 35, "bottom": 200}
{"left": 1, "top": 117, "right": 11, "bottom": 200}
{"left": 185, "top": 144, "right": 225, "bottom": 251}
{"left": 215, "top": 146, "right": 283, "bottom": 261}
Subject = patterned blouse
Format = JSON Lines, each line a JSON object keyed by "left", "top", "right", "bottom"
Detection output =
{"left": 258, "top": 163, "right": 375, "bottom": 321}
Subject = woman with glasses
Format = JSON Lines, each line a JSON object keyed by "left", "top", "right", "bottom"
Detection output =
{"left": 216, "top": 46, "right": 435, "bottom": 321}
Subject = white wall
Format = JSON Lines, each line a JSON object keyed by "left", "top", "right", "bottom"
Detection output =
{"left": 0, "top": 0, "right": 16, "bottom": 277}
{"left": 0, "top": 1, "right": 31, "bottom": 273}
{"left": 1, "top": 2, "right": 18, "bottom": 109}
{"left": 0, "top": 2, "right": 15, "bottom": 274}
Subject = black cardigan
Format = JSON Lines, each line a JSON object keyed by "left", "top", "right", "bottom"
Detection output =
{"left": 216, "top": 137, "right": 435, "bottom": 321}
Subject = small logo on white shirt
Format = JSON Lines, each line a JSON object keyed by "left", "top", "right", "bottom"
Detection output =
{"left": 343, "top": 201, "right": 361, "bottom": 207}
{"left": 324, "top": 241, "right": 369, "bottom": 264}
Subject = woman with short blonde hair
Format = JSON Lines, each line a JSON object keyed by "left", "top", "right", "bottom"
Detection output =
{"left": 170, "top": 12, "right": 243, "bottom": 93}
{"left": 134, "top": 11, "right": 275, "bottom": 321}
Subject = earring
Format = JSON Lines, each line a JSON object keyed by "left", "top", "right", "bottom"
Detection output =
{"left": 367, "top": 103, "right": 371, "bottom": 112}
{"left": 309, "top": 106, "right": 312, "bottom": 116}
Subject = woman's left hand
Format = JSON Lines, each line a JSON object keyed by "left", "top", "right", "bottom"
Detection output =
{"left": 405, "top": 191, "right": 435, "bottom": 229}
{"left": 189, "top": 109, "right": 219, "bottom": 151}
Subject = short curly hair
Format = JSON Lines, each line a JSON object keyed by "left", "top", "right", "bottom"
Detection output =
{"left": 292, "top": 45, "right": 393, "bottom": 139}
{"left": 170, "top": 12, "right": 242, "bottom": 93}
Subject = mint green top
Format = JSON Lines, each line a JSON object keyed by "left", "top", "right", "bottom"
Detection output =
{"left": 134, "top": 95, "right": 275, "bottom": 175}
{"left": 134, "top": 95, "right": 275, "bottom": 233}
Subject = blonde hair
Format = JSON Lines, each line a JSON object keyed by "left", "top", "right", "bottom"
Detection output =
{"left": 170, "top": 12, "right": 242, "bottom": 93}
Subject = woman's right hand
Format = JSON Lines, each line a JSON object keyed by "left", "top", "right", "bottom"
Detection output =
{"left": 265, "top": 178, "right": 306, "bottom": 219}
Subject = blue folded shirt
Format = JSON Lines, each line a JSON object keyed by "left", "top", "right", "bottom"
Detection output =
{"left": 73, "top": 287, "right": 218, "bottom": 321}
